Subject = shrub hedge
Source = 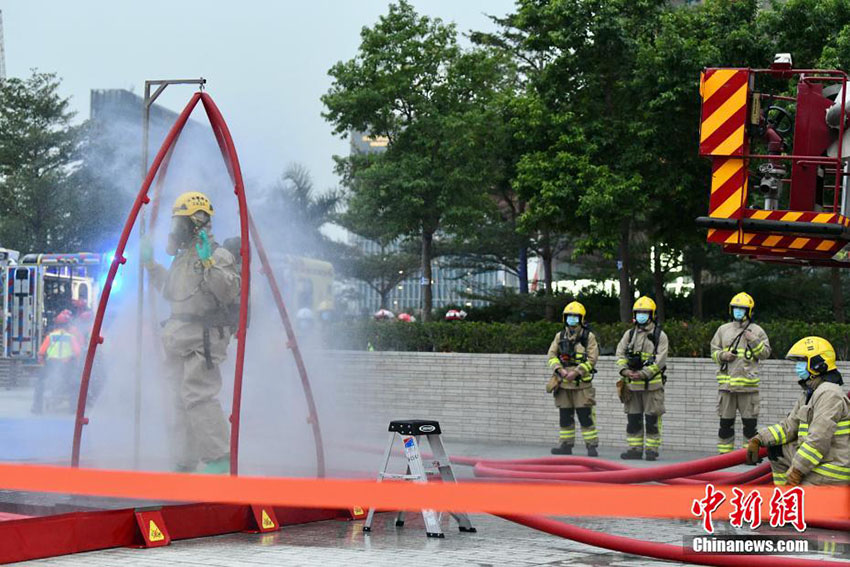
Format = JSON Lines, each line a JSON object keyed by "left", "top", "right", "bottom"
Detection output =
{"left": 326, "top": 320, "right": 850, "bottom": 359}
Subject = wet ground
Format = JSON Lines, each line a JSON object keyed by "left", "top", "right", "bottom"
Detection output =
{"left": 1, "top": 385, "right": 848, "bottom": 566}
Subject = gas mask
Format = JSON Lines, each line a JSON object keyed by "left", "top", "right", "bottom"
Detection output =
{"left": 166, "top": 216, "right": 194, "bottom": 256}
{"left": 166, "top": 212, "right": 210, "bottom": 256}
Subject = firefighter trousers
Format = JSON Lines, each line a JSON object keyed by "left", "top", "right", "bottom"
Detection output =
{"left": 623, "top": 389, "right": 664, "bottom": 453}
{"left": 165, "top": 350, "right": 230, "bottom": 469}
{"left": 717, "top": 391, "right": 759, "bottom": 454}
{"left": 555, "top": 387, "right": 597, "bottom": 446}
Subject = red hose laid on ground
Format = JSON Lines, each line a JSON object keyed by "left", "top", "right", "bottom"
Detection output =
{"left": 470, "top": 450, "right": 760, "bottom": 484}
{"left": 501, "top": 514, "right": 845, "bottom": 567}
{"left": 469, "top": 458, "right": 771, "bottom": 485}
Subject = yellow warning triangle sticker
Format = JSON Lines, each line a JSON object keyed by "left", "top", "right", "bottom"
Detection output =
{"left": 149, "top": 520, "right": 165, "bottom": 542}
{"left": 261, "top": 510, "right": 275, "bottom": 530}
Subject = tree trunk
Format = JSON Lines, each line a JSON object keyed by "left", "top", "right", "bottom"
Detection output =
{"left": 542, "top": 237, "right": 555, "bottom": 321}
{"left": 617, "top": 221, "right": 633, "bottom": 323}
{"left": 692, "top": 253, "right": 704, "bottom": 320}
{"left": 652, "top": 248, "right": 665, "bottom": 323}
{"left": 832, "top": 267, "right": 845, "bottom": 323}
{"left": 379, "top": 288, "right": 389, "bottom": 310}
{"left": 542, "top": 238, "right": 554, "bottom": 293}
{"left": 518, "top": 245, "right": 529, "bottom": 294}
{"left": 421, "top": 231, "right": 433, "bottom": 322}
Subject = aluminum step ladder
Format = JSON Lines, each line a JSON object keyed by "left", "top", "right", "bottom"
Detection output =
{"left": 363, "top": 419, "right": 476, "bottom": 538}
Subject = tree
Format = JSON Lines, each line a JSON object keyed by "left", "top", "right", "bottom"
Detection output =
{"left": 255, "top": 163, "right": 342, "bottom": 259}
{"left": 322, "top": 1, "right": 506, "bottom": 320}
{"left": 336, "top": 241, "right": 420, "bottom": 310}
{"left": 0, "top": 71, "right": 80, "bottom": 252}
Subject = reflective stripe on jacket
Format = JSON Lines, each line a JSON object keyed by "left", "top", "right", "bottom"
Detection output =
{"left": 614, "top": 323, "right": 668, "bottom": 392}
{"left": 39, "top": 330, "right": 80, "bottom": 362}
{"left": 710, "top": 321, "right": 771, "bottom": 392}
{"left": 757, "top": 380, "right": 850, "bottom": 484}
{"left": 546, "top": 328, "right": 599, "bottom": 390}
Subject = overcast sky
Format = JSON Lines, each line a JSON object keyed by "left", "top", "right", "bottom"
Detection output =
{"left": 3, "top": 1, "right": 515, "bottom": 194}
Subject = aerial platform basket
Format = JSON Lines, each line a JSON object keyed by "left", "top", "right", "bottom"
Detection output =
{"left": 695, "top": 58, "right": 850, "bottom": 267}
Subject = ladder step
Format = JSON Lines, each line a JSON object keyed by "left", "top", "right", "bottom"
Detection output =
{"left": 379, "top": 473, "right": 422, "bottom": 480}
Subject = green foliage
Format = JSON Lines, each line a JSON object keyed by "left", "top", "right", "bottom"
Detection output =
{"left": 322, "top": 1, "right": 511, "bottom": 317}
{"left": 255, "top": 163, "right": 341, "bottom": 259}
{"left": 328, "top": 319, "right": 850, "bottom": 360}
{"left": 0, "top": 72, "right": 80, "bottom": 252}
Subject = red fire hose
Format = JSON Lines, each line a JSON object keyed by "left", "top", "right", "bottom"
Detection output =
{"left": 501, "top": 514, "right": 844, "bottom": 567}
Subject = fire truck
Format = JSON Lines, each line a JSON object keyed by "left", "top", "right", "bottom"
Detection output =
{"left": 697, "top": 53, "right": 850, "bottom": 265}
{"left": 1, "top": 251, "right": 107, "bottom": 364}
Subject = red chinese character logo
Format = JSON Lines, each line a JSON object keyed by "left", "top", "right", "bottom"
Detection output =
{"left": 728, "top": 487, "right": 763, "bottom": 529}
{"left": 769, "top": 487, "right": 806, "bottom": 532}
{"left": 691, "top": 484, "right": 726, "bottom": 534}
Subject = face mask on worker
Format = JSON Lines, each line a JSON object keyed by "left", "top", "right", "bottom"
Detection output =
{"left": 732, "top": 307, "right": 747, "bottom": 321}
{"left": 795, "top": 361, "right": 810, "bottom": 383}
{"left": 565, "top": 315, "right": 580, "bottom": 327}
{"left": 635, "top": 312, "right": 650, "bottom": 325}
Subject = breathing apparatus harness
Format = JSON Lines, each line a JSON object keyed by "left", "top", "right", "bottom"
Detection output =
{"left": 720, "top": 318, "right": 754, "bottom": 373}
{"left": 625, "top": 323, "right": 666, "bottom": 387}
{"left": 557, "top": 324, "right": 596, "bottom": 378}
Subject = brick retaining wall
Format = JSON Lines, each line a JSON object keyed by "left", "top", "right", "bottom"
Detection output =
{"left": 336, "top": 352, "right": 850, "bottom": 453}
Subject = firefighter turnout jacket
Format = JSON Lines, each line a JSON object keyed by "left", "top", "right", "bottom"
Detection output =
{"left": 756, "top": 375, "right": 850, "bottom": 485}
{"left": 547, "top": 326, "right": 599, "bottom": 390}
{"left": 616, "top": 323, "right": 668, "bottom": 392}
{"left": 710, "top": 321, "right": 771, "bottom": 392}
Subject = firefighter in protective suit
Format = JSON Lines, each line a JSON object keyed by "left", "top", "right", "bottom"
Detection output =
{"left": 546, "top": 301, "right": 599, "bottom": 456}
{"left": 142, "top": 192, "right": 241, "bottom": 474}
{"left": 710, "top": 292, "right": 771, "bottom": 455}
{"left": 615, "top": 297, "right": 668, "bottom": 461}
{"left": 747, "top": 337, "right": 850, "bottom": 486}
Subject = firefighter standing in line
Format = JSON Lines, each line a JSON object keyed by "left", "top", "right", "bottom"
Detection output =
{"left": 710, "top": 292, "right": 771, "bottom": 455}
{"left": 747, "top": 337, "right": 850, "bottom": 486}
{"left": 615, "top": 297, "right": 668, "bottom": 461}
{"left": 546, "top": 301, "right": 600, "bottom": 456}
{"left": 142, "top": 191, "right": 241, "bottom": 474}
{"left": 33, "top": 310, "right": 81, "bottom": 414}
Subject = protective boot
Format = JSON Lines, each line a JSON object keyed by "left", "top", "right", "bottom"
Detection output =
{"left": 620, "top": 448, "right": 643, "bottom": 460}
{"left": 645, "top": 450, "right": 659, "bottom": 461}
{"left": 586, "top": 445, "right": 598, "bottom": 457}
{"left": 201, "top": 456, "right": 230, "bottom": 474}
{"left": 551, "top": 442, "right": 573, "bottom": 455}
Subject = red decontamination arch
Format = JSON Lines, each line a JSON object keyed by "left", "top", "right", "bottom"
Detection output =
{"left": 71, "top": 91, "right": 325, "bottom": 477}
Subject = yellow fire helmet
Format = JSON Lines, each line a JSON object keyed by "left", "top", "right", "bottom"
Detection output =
{"left": 729, "top": 292, "right": 755, "bottom": 319}
{"left": 562, "top": 301, "right": 587, "bottom": 325}
{"left": 172, "top": 191, "right": 214, "bottom": 218}
{"left": 786, "top": 336, "right": 837, "bottom": 375}
{"left": 632, "top": 296, "right": 657, "bottom": 319}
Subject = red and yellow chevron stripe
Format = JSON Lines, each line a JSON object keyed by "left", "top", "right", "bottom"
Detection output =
{"left": 700, "top": 69, "right": 749, "bottom": 156}
{"left": 706, "top": 157, "right": 748, "bottom": 244}
{"left": 745, "top": 210, "right": 849, "bottom": 225}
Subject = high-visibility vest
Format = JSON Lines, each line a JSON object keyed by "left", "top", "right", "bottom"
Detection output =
{"left": 45, "top": 331, "right": 75, "bottom": 361}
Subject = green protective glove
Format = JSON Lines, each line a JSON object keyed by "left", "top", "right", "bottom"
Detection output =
{"left": 195, "top": 229, "right": 213, "bottom": 264}
{"left": 140, "top": 236, "right": 154, "bottom": 266}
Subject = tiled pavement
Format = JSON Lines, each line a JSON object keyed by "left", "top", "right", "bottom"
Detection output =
{"left": 16, "top": 512, "right": 849, "bottom": 567}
